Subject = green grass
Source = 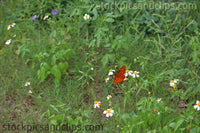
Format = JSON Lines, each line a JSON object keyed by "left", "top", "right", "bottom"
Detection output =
{"left": 1, "top": 0, "right": 200, "bottom": 132}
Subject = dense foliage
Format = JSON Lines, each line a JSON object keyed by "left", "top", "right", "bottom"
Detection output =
{"left": 1, "top": 0, "right": 200, "bottom": 132}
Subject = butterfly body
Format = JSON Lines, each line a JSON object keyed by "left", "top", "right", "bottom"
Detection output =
{"left": 113, "top": 66, "right": 126, "bottom": 85}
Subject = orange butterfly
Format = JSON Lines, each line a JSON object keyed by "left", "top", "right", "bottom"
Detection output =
{"left": 113, "top": 66, "right": 126, "bottom": 85}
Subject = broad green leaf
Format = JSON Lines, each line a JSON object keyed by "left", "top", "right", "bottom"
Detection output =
{"left": 51, "top": 55, "right": 56, "bottom": 65}
{"left": 174, "top": 119, "right": 184, "bottom": 132}
{"left": 50, "top": 104, "right": 59, "bottom": 112}
{"left": 101, "top": 54, "right": 109, "bottom": 67}
{"left": 137, "top": 97, "right": 147, "bottom": 106}
{"left": 169, "top": 122, "right": 176, "bottom": 129}
{"left": 51, "top": 65, "right": 61, "bottom": 85}
{"left": 104, "top": 18, "right": 115, "bottom": 22}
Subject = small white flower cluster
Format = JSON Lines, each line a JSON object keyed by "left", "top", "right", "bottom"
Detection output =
{"left": 25, "top": 82, "right": 30, "bottom": 86}
{"left": 105, "top": 67, "right": 140, "bottom": 83}
{"left": 25, "top": 82, "right": 32, "bottom": 94}
{"left": 107, "top": 95, "right": 112, "bottom": 100}
{"left": 7, "top": 22, "right": 16, "bottom": 30}
{"left": 43, "top": 15, "right": 48, "bottom": 20}
{"left": 94, "top": 95, "right": 114, "bottom": 118}
{"left": 5, "top": 22, "right": 16, "bottom": 46}
{"left": 93, "top": 101, "right": 101, "bottom": 108}
{"left": 157, "top": 98, "right": 162, "bottom": 103}
{"left": 104, "top": 69, "right": 115, "bottom": 83}
{"left": 83, "top": 14, "right": 90, "bottom": 20}
{"left": 169, "top": 79, "right": 179, "bottom": 89}
{"left": 153, "top": 109, "right": 160, "bottom": 115}
{"left": 169, "top": 80, "right": 200, "bottom": 112}
{"left": 194, "top": 100, "right": 200, "bottom": 111}
{"left": 103, "top": 109, "right": 114, "bottom": 117}
{"left": 125, "top": 70, "right": 140, "bottom": 78}
{"left": 153, "top": 98, "right": 162, "bottom": 115}
{"left": 5, "top": 39, "right": 11, "bottom": 45}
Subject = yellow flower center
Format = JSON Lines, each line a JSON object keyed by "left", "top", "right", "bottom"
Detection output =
{"left": 98, "top": 103, "right": 101, "bottom": 106}
{"left": 133, "top": 71, "right": 137, "bottom": 75}
{"left": 157, "top": 99, "right": 161, "bottom": 102}
{"left": 10, "top": 22, "right": 13, "bottom": 25}
{"left": 25, "top": 82, "right": 28, "bottom": 84}
{"left": 197, "top": 102, "right": 200, "bottom": 106}
{"left": 170, "top": 80, "right": 173, "bottom": 83}
{"left": 85, "top": 15, "right": 88, "bottom": 18}
{"left": 94, "top": 101, "right": 97, "bottom": 104}
{"left": 105, "top": 78, "right": 107, "bottom": 81}
{"left": 108, "top": 96, "right": 111, "bottom": 98}
{"left": 109, "top": 69, "right": 113, "bottom": 72}
{"left": 126, "top": 70, "right": 129, "bottom": 73}
{"left": 6, "top": 40, "right": 9, "bottom": 43}
{"left": 154, "top": 109, "right": 157, "bottom": 112}
{"left": 107, "top": 109, "right": 111, "bottom": 113}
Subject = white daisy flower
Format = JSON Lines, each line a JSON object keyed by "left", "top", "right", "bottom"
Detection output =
{"left": 125, "top": 69, "right": 133, "bottom": 77}
{"left": 25, "top": 82, "right": 30, "bottom": 86}
{"left": 94, "top": 101, "right": 101, "bottom": 108}
{"left": 128, "top": 70, "right": 133, "bottom": 75}
{"left": 84, "top": 14, "right": 90, "bottom": 20}
{"left": 158, "top": 112, "right": 160, "bottom": 115}
{"left": 174, "top": 79, "right": 179, "bottom": 83}
{"left": 5, "top": 39, "right": 11, "bottom": 45}
{"left": 7, "top": 25, "right": 11, "bottom": 30}
{"left": 43, "top": 15, "right": 48, "bottom": 20}
{"left": 108, "top": 69, "right": 115, "bottom": 76}
{"left": 107, "top": 95, "right": 112, "bottom": 100}
{"left": 194, "top": 100, "right": 200, "bottom": 111}
{"left": 28, "top": 90, "right": 32, "bottom": 93}
{"left": 169, "top": 80, "right": 174, "bottom": 87}
{"left": 91, "top": 67, "right": 94, "bottom": 71}
{"left": 10, "top": 22, "right": 16, "bottom": 27}
{"left": 124, "top": 73, "right": 128, "bottom": 77}
{"left": 105, "top": 77, "right": 109, "bottom": 83}
{"left": 132, "top": 71, "right": 139, "bottom": 78}
{"left": 13, "top": 34, "right": 16, "bottom": 37}
{"left": 157, "top": 98, "right": 162, "bottom": 103}
{"left": 103, "top": 109, "right": 114, "bottom": 117}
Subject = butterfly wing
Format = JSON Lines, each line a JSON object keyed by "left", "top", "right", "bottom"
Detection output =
{"left": 114, "top": 66, "right": 126, "bottom": 85}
